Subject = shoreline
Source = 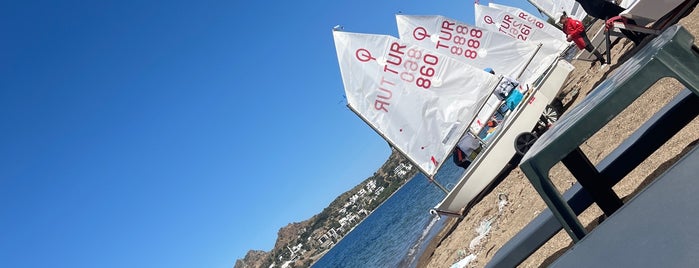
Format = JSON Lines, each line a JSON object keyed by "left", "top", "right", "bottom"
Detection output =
{"left": 415, "top": 217, "right": 461, "bottom": 267}
{"left": 310, "top": 173, "right": 422, "bottom": 266}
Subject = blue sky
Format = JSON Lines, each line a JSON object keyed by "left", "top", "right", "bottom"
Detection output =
{"left": 0, "top": 1, "right": 541, "bottom": 267}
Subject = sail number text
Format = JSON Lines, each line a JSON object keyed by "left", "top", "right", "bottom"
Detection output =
{"left": 383, "top": 42, "right": 438, "bottom": 90}
{"left": 422, "top": 20, "right": 483, "bottom": 60}
{"left": 497, "top": 14, "right": 534, "bottom": 41}
{"left": 374, "top": 42, "right": 439, "bottom": 112}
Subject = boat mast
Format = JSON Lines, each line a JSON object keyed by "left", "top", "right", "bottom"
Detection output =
{"left": 526, "top": 0, "right": 554, "bottom": 22}
{"left": 515, "top": 43, "right": 544, "bottom": 81}
{"left": 347, "top": 104, "right": 450, "bottom": 194}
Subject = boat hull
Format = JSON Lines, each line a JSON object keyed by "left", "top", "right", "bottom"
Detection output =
{"left": 432, "top": 58, "right": 573, "bottom": 217}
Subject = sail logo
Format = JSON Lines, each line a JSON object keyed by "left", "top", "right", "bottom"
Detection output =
{"left": 484, "top": 15, "right": 495, "bottom": 25}
{"left": 355, "top": 48, "right": 375, "bottom": 62}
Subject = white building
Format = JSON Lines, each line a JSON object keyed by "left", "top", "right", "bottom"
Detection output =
{"left": 393, "top": 162, "right": 413, "bottom": 177}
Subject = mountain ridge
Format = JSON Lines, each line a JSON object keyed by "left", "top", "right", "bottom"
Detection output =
{"left": 235, "top": 148, "right": 419, "bottom": 268}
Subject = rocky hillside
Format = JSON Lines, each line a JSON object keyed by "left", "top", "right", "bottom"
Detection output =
{"left": 273, "top": 222, "right": 310, "bottom": 251}
{"left": 235, "top": 250, "right": 267, "bottom": 268}
{"left": 235, "top": 148, "right": 418, "bottom": 268}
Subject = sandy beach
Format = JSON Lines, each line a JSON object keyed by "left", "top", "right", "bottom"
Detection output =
{"left": 418, "top": 7, "right": 699, "bottom": 268}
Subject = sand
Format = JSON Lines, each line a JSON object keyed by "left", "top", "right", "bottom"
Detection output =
{"left": 417, "top": 8, "right": 699, "bottom": 268}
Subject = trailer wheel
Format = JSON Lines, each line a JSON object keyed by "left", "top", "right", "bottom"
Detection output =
{"left": 514, "top": 132, "right": 538, "bottom": 156}
{"left": 542, "top": 104, "right": 559, "bottom": 123}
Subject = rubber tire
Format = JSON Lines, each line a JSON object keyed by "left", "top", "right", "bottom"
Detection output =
{"left": 543, "top": 104, "right": 559, "bottom": 124}
{"left": 514, "top": 132, "right": 538, "bottom": 156}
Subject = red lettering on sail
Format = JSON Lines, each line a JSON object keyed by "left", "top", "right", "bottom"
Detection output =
{"left": 374, "top": 76, "right": 395, "bottom": 112}
{"left": 431, "top": 19, "right": 482, "bottom": 60}
{"left": 497, "top": 14, "right": 533, "bottom": 41}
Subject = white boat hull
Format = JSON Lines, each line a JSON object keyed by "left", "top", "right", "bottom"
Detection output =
{"left": 432, "top": 59, "right": 573, "bottom": 217}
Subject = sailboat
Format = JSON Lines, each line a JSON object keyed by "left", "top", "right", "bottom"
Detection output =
{"left": 333, "top": 4, "right": 576, "bottom": 218}
{"left": 332, "top": 29, "right": 500, "bottom": 184}
{"left": 394, "top": 11, "right": 574, "bottom": 217}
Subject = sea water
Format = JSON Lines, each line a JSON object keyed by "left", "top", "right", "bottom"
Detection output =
{"left": 313, "top": 163, "right": 464, "bottom": 268}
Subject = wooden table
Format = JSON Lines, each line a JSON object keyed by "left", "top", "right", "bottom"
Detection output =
{"left": 519, "top": 24, "right": 699, "bottom": 242}
{"left": 486, "top": 89, "right": 699, "bottom": 268}
{"left": 549, "top": 146, "right": 699, "bottom": 267}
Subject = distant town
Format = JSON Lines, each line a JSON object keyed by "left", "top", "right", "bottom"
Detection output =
{"left": 235, "top": 150, "right": 418, "bottom": 268}
{"left": 315, "top": 162, "right": 411, "bottom": 250}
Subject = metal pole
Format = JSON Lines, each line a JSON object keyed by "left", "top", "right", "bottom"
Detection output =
{"left": 526, "top": 0, "right": 554, "bottom": 21}
{"left": 515, "top": 43, "right": 544, "bottom": 81}
{"left": 429, "top": 175, "right": 450, "bottom": 194}
{"left": 605, "top": 26, "right": 612, "bottom": 64}
{"left": 464, "top": 76, "right": 505, "bottom": 136}
{"left": 430, "top": 75, "right": 503, "bottom": 181}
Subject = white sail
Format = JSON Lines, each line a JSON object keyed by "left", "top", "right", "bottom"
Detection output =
{"left": 474, "top": 4, "right": 566, "bottom": 81}
{"left": 526, "top": 0, "right": 588, "bottom": 21}
{"left": 395, "top": 14, "right": 538, "bottom": 82}
{"left": 332, "top": 29, "right": 499, "bottom": 176}
{"left": 395, "top": 14, "right": 541, "bottom": 136}
{"left": 488, "top": 3, "right": 567, "bottom": 41}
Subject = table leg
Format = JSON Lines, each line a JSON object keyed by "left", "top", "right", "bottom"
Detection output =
{"left": 605, "top": 28, "right": 612, "bottom": 64}
{"left": 519, "top": 162, "right": 588, "bottom": 242}
{"left": 562, "top": 148, "right": 623, "bottom": 216}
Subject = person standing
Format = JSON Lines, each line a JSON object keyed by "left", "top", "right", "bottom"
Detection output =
{"left": 559, "top": 12, "right": 607, "bottom": 66}
{"left": 574, "top": 0, "right": 645, "bottom": 44}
